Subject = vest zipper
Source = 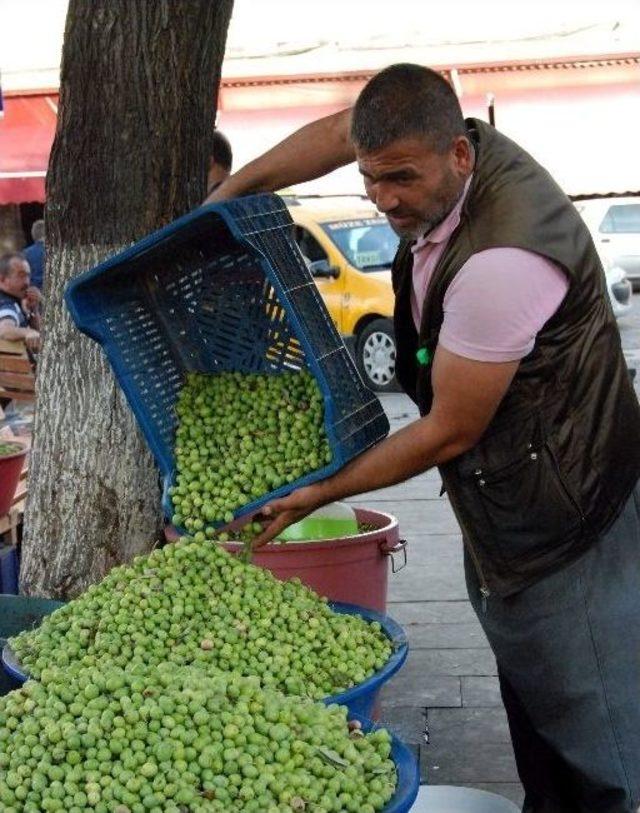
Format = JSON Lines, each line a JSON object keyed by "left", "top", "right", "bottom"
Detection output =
{"left": 467, "top": 540, "right": 491, "bottom": 613}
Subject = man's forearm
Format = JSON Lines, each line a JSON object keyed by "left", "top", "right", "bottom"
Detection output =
{"left": 252, "top": 350, "right": 518, "bottom": 546}
{"left": 206, "top": 109, "right": 355, "bottom": 202}
{"left": 0, "top": 325, "right": 32, "bottom": 342}
{"left": 315, "top": 415, "right": 474, "bottom": 506}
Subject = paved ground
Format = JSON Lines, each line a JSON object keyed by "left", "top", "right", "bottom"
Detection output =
{"left": 346, "top": 294, "right": 640, "bottom": 807}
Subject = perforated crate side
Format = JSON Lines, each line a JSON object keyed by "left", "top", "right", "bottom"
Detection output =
{"left": 195, "top": 258, "right": 306, "bottom": 375}
{"left": 224, "top": 198, "right": 311, "bottom": 292}
{"left": 65, "top": 265, "right": 187, "bottom": 474}
{"left": 128, "top": 204, "right": 312, "bottom": 378}
{"left": 65, "top": 204, "right": 312, "bottom": 478}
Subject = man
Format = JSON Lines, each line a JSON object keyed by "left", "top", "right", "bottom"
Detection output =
{"left": 22, "top": 219, "right": 45, "bottom": 290}
{"left": 206, "top": 129, "right": 233, "bottom": 196}
{"left": 0, "top": 252, "right": 41, "bottom": 353}
{"left": 206, "top": 64, "right": 640, "bottom": 811}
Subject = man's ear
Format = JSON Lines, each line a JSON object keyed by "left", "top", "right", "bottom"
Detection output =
{"left": 451, "top": 135, "right": 474, "bottom": 176}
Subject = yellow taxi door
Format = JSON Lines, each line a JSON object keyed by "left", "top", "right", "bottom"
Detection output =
{"left": 293, "top": 224, "right": 346, "bottom": 333}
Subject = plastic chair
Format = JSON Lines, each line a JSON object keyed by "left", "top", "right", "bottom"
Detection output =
{"left": 411, "top": 785, "right": 520, "bottom": 812}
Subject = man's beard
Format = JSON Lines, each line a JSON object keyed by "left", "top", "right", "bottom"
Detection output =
{"left": 388, "top": 206, "right": 451, "bottom": 240}
{"left": 388, "top": 173, "right": 466, "bottom": 240}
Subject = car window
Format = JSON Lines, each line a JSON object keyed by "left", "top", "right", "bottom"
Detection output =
{"left": 599, "top": 204, "right": 640, "bottom": 234}
{"left": 322, "top": 219, "right": 400, "bottom": 271}
{"left": 292, "top": 226, "right": 327, "bottom": 264}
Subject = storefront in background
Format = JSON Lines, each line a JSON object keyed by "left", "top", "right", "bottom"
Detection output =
{"left": 1, "top": 53, "right": 638, "bottom": 249}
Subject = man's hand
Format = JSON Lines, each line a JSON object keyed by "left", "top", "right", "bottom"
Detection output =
{"left": 251, "top": 484, "right": 326, "bottom": 548}
{"left": 24, "top": 328, "right": 41, "bottom": 353}
{"left": 0, "top": 318, "right": 41, "bottom": 352}
{"left": 23, "top": 286, "right": 41, "bottom": 312}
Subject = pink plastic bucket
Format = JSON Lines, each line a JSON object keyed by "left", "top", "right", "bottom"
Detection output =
{"left": 166, "top": 507, "right": 406, "bottom": 612}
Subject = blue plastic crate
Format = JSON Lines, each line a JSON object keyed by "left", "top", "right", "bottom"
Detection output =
{"left": 65, "top": 193, "right": 389, "bottom": 526}
{"left": 0, "top": 547, "right": 19, "bottom": 595}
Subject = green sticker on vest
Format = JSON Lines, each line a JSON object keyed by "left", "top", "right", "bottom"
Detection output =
{"left": 416, "top": 347, "right": 431, "bottom": 366}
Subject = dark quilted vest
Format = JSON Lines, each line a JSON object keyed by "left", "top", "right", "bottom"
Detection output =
{"left": 392, "top": 118, "right": 640, "bottom": 596}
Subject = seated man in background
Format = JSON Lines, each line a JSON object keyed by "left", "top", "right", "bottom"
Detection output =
{"left": 0, "top": 253, "right": 41, "bottom": 354}
{"left": 206, "top": 129, "right": 233, "bottom": 196}
{"left": 22, "top": 219, "right": 45, "bottom": 291}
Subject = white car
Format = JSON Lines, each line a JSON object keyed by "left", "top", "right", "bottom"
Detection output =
{"left": 575, "top": 197, "right": 640, "bottom": 290}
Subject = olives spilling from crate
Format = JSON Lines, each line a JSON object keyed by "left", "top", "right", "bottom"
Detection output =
{"left": 10, "top": 539, "right": 393, "bottom": 700}
{"left": 0, "top": 663, "right": 397, "bottom": 812}
{"left": 170, "top": 370, "right": 331, "bottom": 534}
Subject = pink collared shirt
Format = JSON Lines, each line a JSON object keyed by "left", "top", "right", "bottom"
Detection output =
{"left": 410, "top": 176, "right": 569, "bottom": 362}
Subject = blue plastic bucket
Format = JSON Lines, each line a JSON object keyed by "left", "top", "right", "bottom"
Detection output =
{"left": 356, "top": 712, "right": 420, "bottom": 813}
{"left": 1, "top": 599, "right": 415, "bottom": 807}
{"left": 0, "top": 595, "right": 64, "bottom": 695}
{"left": 324, "top": 602, "right": 408, "bottom": 717}
{"left": 2, "top": 601, "right": 408, "bottom": 719}
{"left": 1, "top": 654, "right": 418, "bottom": 812}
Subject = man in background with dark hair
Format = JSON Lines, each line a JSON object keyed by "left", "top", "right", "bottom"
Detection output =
{"left": 206, "top": 63, "right": 640, "bottom": 811}
{"left": 22, "top": 219, "right": 45, "bottom": 291}
{"left": 0, "top": 252, "right": 41, "bottom": 353}
{"left": 207, "top": 129, "right": 233, "bottom": 196}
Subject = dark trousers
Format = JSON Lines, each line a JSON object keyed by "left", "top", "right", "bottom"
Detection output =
{"left": 464, "top": 482, "right": 640, "bottom": 812}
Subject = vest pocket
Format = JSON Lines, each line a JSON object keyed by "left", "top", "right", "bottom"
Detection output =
{"left": 456, "top": 437, "right": 584, "bottom": 570}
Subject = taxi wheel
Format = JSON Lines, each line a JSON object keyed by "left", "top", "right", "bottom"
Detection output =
{"left": 356, "top": 318, "right": 400, "bottom": 392}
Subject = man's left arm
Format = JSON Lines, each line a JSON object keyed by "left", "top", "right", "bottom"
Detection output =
{"left": 252, "top": 348, "right": 519, "bottom": 545}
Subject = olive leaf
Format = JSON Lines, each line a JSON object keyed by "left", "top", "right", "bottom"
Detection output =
{"left": 371, "top": 765, "right": 395, "bottom": 775}
{"left": 315, "top": 746, "right": 349, "bottom": 767}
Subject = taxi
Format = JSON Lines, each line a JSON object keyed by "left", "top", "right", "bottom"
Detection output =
{"left": 286, "top": 195, "right": 400, "bottom": 392}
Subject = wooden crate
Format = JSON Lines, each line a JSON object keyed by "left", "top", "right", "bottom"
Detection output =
{"left": 0, "top": 339, "right": 35, "bottom": 403}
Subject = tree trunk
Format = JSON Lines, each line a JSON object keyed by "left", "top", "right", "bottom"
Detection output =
{"left": 21, "top": 0, "right": 234, "bottom": 598}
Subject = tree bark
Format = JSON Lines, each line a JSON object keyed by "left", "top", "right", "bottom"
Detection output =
{"left": 21, "top": 0, "right": 234, "bottom": 598}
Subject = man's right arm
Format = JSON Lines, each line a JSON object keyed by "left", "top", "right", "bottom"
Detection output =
{"left": 205, "top": 108, "right": 355, "bottom": 204}
{"left": 0, "top": 319, "right": 40, "bottom": 352}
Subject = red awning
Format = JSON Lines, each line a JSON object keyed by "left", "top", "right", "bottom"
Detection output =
{"left": 1, "top": 66, "right": 638, "bottom": 204}
{"left": 0, "top": 94, "right": 57, "bottom": 205}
